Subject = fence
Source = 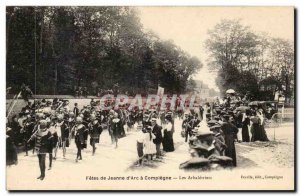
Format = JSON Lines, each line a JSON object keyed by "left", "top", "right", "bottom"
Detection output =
{"left": 265, "top": 112, "right": 294, "bottom": 141}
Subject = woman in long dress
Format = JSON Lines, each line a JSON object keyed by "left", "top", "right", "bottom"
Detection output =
{"left": 241, "top": 110, "right": 250, "bottom": 142}
{"left": 162, "top": 116, "right": 174, "bottom": 152}
{"left": 251, "top": 110, "right": 269, "bottom": 142}
{"left": 257, "top": 110, "right": 269, "bottom": 141}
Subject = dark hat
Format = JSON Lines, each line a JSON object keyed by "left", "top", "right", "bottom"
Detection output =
{"left": 221, "top": 111, "right": 228, "bottom": 115}
{"left": 214, "top": 116, "right": 221, "bottom": 120}
{"left": 207, "top": 120, "right": 218, "bottom": 125}
{"left": 223, "top": 115, "right": 231, "bottom": 121}
{"left": 165, "top": 115, "right": 172, "bottom": 121}
{"left": 210, "top": 124, "right": 221, "bottom": 130}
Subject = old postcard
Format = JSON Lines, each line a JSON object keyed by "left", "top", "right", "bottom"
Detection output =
{"left": 6, "top": 6, "right": 295, "bottom": 191}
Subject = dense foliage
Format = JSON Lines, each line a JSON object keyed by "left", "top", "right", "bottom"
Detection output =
{"left": 6, "top": 7, "right": 202, "bottom": 95}
{"left": 206, "top": 19, "right": 294, "bottom": 102}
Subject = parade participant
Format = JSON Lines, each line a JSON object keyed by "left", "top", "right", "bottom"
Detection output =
{"left": 126, "top": 110, "right": 134, "bottom": 132}
{"left": 48, "top": 119, "right": 58, "bottom": 169}
{"left": 53, "top": 114, "right": 64, "bottom": 160}
{"left": 68, "top": 112, "right": 76, "bottom": 140}
{"left": 27, "top": 120, "right": 52, "bottom": 180}
{"left": 60, "top": 115, "right": 71, "bottom": 158}
{"left": 81, "top": 112, "right": 90, "bottom": 149}
{"left": 88, "top": 114, "right": 102, "bottom": 155}
{"left": 135, "top": 129, "right": 145, "bottom": 166}
{"left": 151, "top": 117, "right": 163, "bottom": 158}
{"left": 118, "top": 109, "right": 126, "bottom": 138}
{"left": 221, "top": 115, "right": 238, "bottom": 166}
{"left": 107, "top": 110, "right": 115, "bottom": 144}
{"left": 21, "top": 115, "right": 35, "bottom": 156}
{"left": 162, "top": 116, "right": 174, "bottom": 152}
{"left": 144, "top": 126, "right": 156, "bottom": 161}
{"left": 73, "top": 117, "right": 87, "bottom": 162}
{"left": 137, "top": 110, "right": 143, "bottom": 125}
{"left": 111, "top": 112, "right": 122, "bottom": 148}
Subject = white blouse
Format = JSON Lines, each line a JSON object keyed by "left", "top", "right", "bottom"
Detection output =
{"left": 165, "top": 122, "right": 172, "bottom": 132}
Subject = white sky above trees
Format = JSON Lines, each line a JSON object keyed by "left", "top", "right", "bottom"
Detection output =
{"left": 138, "top": 7, "right": 294, "bottom": 91}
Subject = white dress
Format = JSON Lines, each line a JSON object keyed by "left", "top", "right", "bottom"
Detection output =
{"left": 143, "top": 132, "right": 156, "bottom": 155}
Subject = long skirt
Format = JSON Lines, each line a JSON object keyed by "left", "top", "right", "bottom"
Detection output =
{"left": 242, "top": 125, "right": 250, "bottom": 142}
{"left": 162, "top": 131, "right": 174, "bottom": 152}
{"left": 251, "top": 124, "right": 269, "bottom": 142}
{"left": 260, "top": 125, "right": 269, "bottom": 141}
{"left": 144, "top": 140, "right": 156, "bottom": 155}
{"left": 251, "top": 123, "right": 261, "bottom": 142}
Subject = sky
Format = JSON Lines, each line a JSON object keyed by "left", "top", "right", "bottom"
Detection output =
{"left": 137, "top": 7, "right": 294, "bottom": 91}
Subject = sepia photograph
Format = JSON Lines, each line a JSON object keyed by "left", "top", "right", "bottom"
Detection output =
{"left": 5, "top": 6, "right": 295, "bottom": 191}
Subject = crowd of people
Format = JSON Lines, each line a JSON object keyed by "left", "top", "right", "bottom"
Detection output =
{"left": 179, "top": 93, "right": 271, "bottom": 168}
{"left": 6, "top": 97, "right": 179, "bottom": 180}
{"left": 6, "top": 91, "right": 273, "bottom": 180}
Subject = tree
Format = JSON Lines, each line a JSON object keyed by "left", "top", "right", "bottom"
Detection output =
{"left": 6, "top": 6, "right": 203, "bottom": 95}
{"left": 206, "top": 19, "right": 294, "bottom": 101}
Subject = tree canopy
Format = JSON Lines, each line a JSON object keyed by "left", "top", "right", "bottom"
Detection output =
{"left": 206, "top": 19, "right": 294, "bottom": 102}
{"left": 6, "top": 6, "right": 203, "bottom": 95}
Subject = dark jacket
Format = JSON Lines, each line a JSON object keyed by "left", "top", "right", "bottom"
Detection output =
{"left": 152, "top": 124, "right": 163, "bottom": 144}
{"left": 89, "top": 120, "right": 102, "bottom": 138}
{"left": 75, "top": 124, "right": 86, "bottom": 145}
{"left": 30, "top": 128, "right": 52, "bottom": 154}
{"left": 111, "top": 118, "right": 122, "bottom": 137}
{"left": 61, "top": 121, "right": 70, "bottom": 140}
